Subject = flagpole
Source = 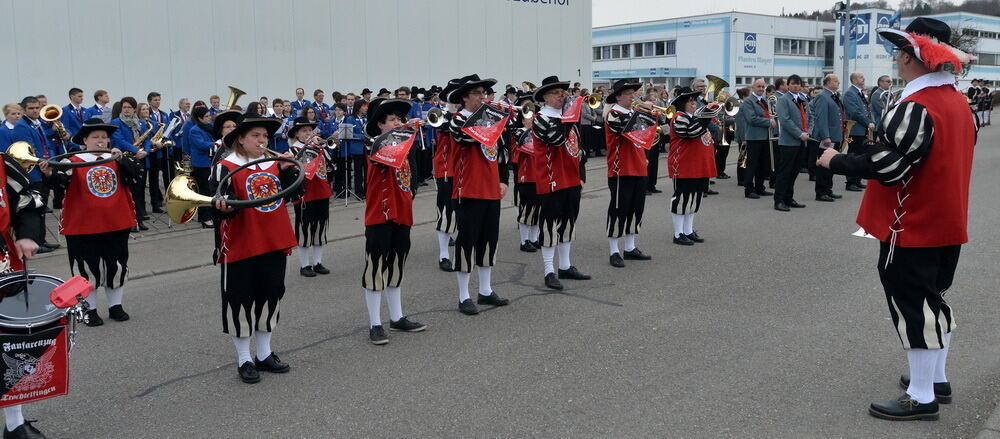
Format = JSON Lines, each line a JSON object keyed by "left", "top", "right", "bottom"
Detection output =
{"left": 842, "top": 0, "right": 852, "bottom": 93}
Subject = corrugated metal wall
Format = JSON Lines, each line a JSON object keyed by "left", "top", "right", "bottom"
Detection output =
{"left": 0, "top": 0, "right": 591, "bottom": 108}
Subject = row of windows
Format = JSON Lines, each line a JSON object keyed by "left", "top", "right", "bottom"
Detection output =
{"left": 962, "top": 29, "right": 1000, "bottom": 40}
{"left": 774, "top": 38, "right": 822, "bottom": 56}
{"left": 592, "top": 40, "right": 676, "bottom": 61}
{"left": 734, "top": 76, "right": 823, "bottom": 87}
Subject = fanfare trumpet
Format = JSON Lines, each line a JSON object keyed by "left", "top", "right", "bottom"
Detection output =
{"left": 492, "top": 102, "right": 536, "bottom": 119}
{"left": 7, "top": 141, "right": 121, "bottom": 174}
{"left": 632, "top": 100, "right": 675, "bottom": 119}
{"left": 40, "top": 105, "right": 70, "bottom": 141}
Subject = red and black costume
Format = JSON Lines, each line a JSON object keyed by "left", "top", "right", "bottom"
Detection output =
{"left": 532, "top": 106, "right": 583, "bottom": 247}
{"left": 289, "top": 140, "right": 332, "bottom": 248}
{"left": 433, "top": 113, "right": 457, "bottom": 235}
{"left": 512, "top": 127, "right": 540, "bottom": 229}
{"left": 604, "top": 104, "right": 648, "bottom": 238}
{"left": 668, "top": 112, "right": 717, "bottom": 215}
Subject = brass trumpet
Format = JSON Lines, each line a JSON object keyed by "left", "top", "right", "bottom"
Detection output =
{"left": 7, "top": 141, "right": 120, "bottom": 174}
{"left": 632, "top": 100, "right": 675, "bottom": 119}
{"left": 40, "top": 105, "right": 70, "bottom": 141}
{"left": 586, "top": 93, "right": 603, "bottom": 109}
{"left": 492, "top": 102, "right": 536, "bottom": 119}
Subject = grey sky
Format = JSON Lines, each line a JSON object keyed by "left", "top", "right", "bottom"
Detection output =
{"left": 592, "top": 0, "right": 902, "bottom": 27}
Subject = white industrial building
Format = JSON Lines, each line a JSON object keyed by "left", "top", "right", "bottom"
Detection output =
{"left": 592, "top": 9, "right": 999, "bottom": 91}
{"left": 0, "top": 0, "right": 592, "bottom": 108}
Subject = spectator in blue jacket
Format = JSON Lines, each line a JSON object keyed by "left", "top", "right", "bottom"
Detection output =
{"left": 187, "top": 106, "right": 215, "bottom": 228}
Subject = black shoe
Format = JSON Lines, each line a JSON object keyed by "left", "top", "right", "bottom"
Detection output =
{"left": 774, "top": 202, "right": 790, "bottom": 212}
{"left": 300, "top": 266, "right": 316, "bottom": 277}
{"left": 238, "top": 361, "right": 261, "bottom": 383}
{"left": 4, "top": 420, "right": 45, "bottom": 439}
{"left": 84, "top": 310, "right": 103, "bottom": 327}
{"left": 458, "top": 299, "right": 479, "bottom": 315}
{"left": 686, "top": 232, "right": 705, "bottom": 243}
{"left": 544, "top": 273, "right": 563, "bottom": 290}
{"left": 717, "top": 173, "right": 731, "bottom": 179}
{"left": 623, "top": 248, "right": 651, "bottom": 260}
{"left": 610, "top": 252, "right": 625, "bottom": 267}
{"left": 36, "top": 246, "right": 53, "bottom": 254}
{"left": 389, "top": 316, "right": 427, "bottom": 332}
{"left": 900, "top": 374, "right": 952, "bottom": 404}
{"left": 448, "top": 237, "right": 455, "bottom": 247}
{"left": 744, "top": 192, "right": 760, "bottom": 199}
{"left": 705, "top": 189, "right": 719, "bottom": 195}
{"left": 673, "top": 235, "right": 695, "bottom": 246}
{"left": 868, "top": 394, "right": 939, "bottom": 421}
{"left": 649, "top": 188, "right": 662, "bottom": 193}
{"left": 369, "top": 325, "right": 389, "bottom": 345}
{"left": 533, "top": 240, "right": 542, "bottom": 250}
{"left": 520, "top": 241, "right": 537, "bottom": 253}
{"left": 138, "top": 224, "right": 149, "bottom": 231}
{"left": 846, "top": 184, "right": 864, "bottom": 192}
{"left": 438, "top": 258, "right": 453, "bottom": 272}
{"left": 152, "top": 207, "right": 165, "bottom": 214}
{"left": 788, "top": 200, "right": 806, "bottom": 208}
{"left": 477, "top": 292, "right": 510, "bottom": 306}
{"left": 829, "top": 193, "right": 843, "bottom": 199}
{"left": 108, "top": 305, "right": 130, "bottom": 321}
{"left": 816, "top": 194, "right": 836, "bottom": 202}
{"left": 558, "top": 266, "right": 591, "bottom": 280}
{"left": 41, "top": 242, "right": 60, "bottom": 250}
{"left": 254, "top": 353, "right": 290, "bottom": 373}
{"left": 312, "top": 263, "right": 330, "bottom": 275}
{"left": 758, "top": 190, "right": 774, "bottom": 196}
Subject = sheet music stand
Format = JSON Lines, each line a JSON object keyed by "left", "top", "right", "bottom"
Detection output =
{"left": 334, "top": 123, "right": 362, "bottom": 206}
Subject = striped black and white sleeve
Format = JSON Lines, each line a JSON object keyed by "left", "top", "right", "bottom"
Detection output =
{"left": 448, "top": 112, "right": 478, "bottom": 145}
{"left": 3, "top": 155, "right": 44, "bottom": 243}
{"left": 830, "top": 101, "right": 933, "bottom": 185}
{"left": 673, "top": 113, "right": 707, "bottom": 139}
{"left": 605, "top": 110, "right": 629, "bottom": 134}
{"left": 531, "top": 114, "right": 566, "bottom": 145}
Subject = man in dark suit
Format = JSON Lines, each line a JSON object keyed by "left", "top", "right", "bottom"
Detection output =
{"left": 843, "top": 72, "right": 875, "bottom": 191}
{"left": 738, "top": 78, "right": 775, "bottom": 199}
{"left": 808, "top": 74, "right": 843, "bottom": 202}
{"left": 869, "top": 75, "right": 892, "bottom": 127}
{"left": 774, "top": 75, "right": 809, "bottom": 211}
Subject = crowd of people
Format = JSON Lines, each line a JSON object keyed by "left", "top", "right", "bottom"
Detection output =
{"left": 0, "top": 15, "right": 989, "bottom": 438}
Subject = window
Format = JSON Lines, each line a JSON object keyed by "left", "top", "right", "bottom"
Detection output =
{"left": 655, "top": 41, "right": 665, "bottom": 56}
{"left": 664, "top": 40, "right": 676, "bottom": 55}
{"left": 977, "top": 53, "right": 999, "bottom": 66}
{"left": 775, "top": 38, "right": 820, "bottom": 56}
{"left": 593, "top": 47, "right": 602, "bottom": 61}
{"left": 621, "top": 44, "right": 630, "bottom": 58}
{"left": 633, "top": 43, "right": 643, "bottom": 57}
{"left": 611, "top": 45, "right": 621, "bottom": 59}
{"left": 602, "top": 46, "right": 611, "bottom": 59}
{"left": 644, "top": 42, "right": 655, "bottom": 55}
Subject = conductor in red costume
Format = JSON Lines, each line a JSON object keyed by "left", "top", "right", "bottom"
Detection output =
{"left": 818, "top": 17, "right": 978, "bottom": 421}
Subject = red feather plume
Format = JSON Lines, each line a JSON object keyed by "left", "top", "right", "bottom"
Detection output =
{"left": 909, "top": 33, "right": 964, "bottom": 73}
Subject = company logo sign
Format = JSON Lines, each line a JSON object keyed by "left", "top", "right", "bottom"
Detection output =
{"left": 744, "top": 33, "right": 757, "bottom": 53}
{"left": 840, "top": 13, "right": 871, "bottom": 45}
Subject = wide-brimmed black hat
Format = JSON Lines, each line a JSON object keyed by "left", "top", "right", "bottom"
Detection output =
{"left": 669, "top": 86, "right": 702, "bottom": 109}
{"left": 605, "top": 79, "right": 641, "bottom": 104}
{"left": 377, "top": 88, "right": 391, "bottom": 96}
{"left": 504, "top": 87, "right": 518, "bottom": 97}
{"left": 287, "top": 116, "right": 318, "bottom": 139}
{"left": 223, "top": 114, "right": 282, "bottom": 148}
{"left": 365, "top": 98, "right": 412, "bottom": 138}
{"left": 71, "top": 117, "right": 118, "bottom": 145}
{"left": 211, "top": 110, "right": 242, "bottom": 141}
{"left": 515, "top": 91, "right": 534, "bottom": 106}
{"left": 448, "top": 74, "right": 498, "bottom": 104}
{"left": 439, "top": 79, "right": 461, "bottom": 104}
{"left": 532, "top": 75, "right": 571, "bottom": 102}
{"left": 878, "top": 17, "right": 975, "bottom": 72}
{"left": 361, "top": 88, "right": 373, "bottom": 95}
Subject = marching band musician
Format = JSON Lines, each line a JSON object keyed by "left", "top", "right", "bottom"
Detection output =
{"left": 42, "top": 118, "right": 139, "bottom": 327}
{"left": 693, "top": 79, "right": 720, "bottom": 196}
{"left": 667, "top": 87, "right": 716, "bottom": 245}
{"left": 12, "top": 97, "right": 61, "bottom": 253}
{"left": 432, "top": 80, "right": 459, "bottom": 271}
{"left": 347, "top": 100, "right": 368, "bottom": 195}
{"left": 738, "top": 79, "right": 776, "bottom": 199}
{"left": 84, "top": 90, "right": 112, "bottom": 123}
{"left": 186, "top": 106, "right": 218, "bottom": 228}
{"left": 0, "top": 104, "right": 20, "bottom": 150}
{"left": 531, "top": 75, "right": 591, "bottom": 291}
{"left": 207, "top": 95, "right": 223, "bottom": 116}
{"left": 447, "top": 74, "right": 511, "bottom": 314}
{"left": 210, "top": 110, "right": 241, "bottom": 164}
{"left": 312, "top": 90, "right": 331, "bottom": 121}
{"left": 869, "top": 75, "right": 892, "bottom": 128}
{"left": 146, "top": 92, "right": 173, "bottom": 214}
{"left": 809, "top": 75, "right": 844, "bottom": 203}
{"left": 291, "top": 88, "right": 311, "bottom": 115}
{"left": 287, "top": 116, "right": 332, "bottom": 278}
{"left": 61, "top": 88, "right": 87, "bottom": 149}
{"left": 271, "top": 100, "right": 293, "bottom": 154}
{"left": 211, "top": 114, "right": 299, "bottom": 384}
{"left": 109, "top": 97, "right": 152, "bottom": 231}
{"left": 511, "top": 91, "right": 541, "bottom": 253}
{"left": 0, "top": 122, "right": 47, "bottom": 439}
{"left": 603, "top": 79, "right": 651, "bottom": 267}
{"left": 819, "top": 17, "right": 977, "bottom": 421}
{"left": 773, "top": 75, "right": 809, "bottom": 212}
{"left": 843, "top": 72, "right": 874, "bottom": 192}
{"left": 325, "top": 103, "right": 351, "bottom": 197}
{"left": 360, "top": 98, "right": 427, "bottom": 345}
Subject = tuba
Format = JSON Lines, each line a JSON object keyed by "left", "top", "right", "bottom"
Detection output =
{"left": 40, "top": 105, "right": 70, "bottom": 141}
{"left": 225, "top": 85, "right": 247, "bottom": 110}
{"left": 7, "top": 141, "right": 120, "bottom": 174}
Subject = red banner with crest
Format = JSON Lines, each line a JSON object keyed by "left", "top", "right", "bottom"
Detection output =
{"left": 370, "top": 128, "right": 416, "bottom": 169}
{"left": 622, "top": 110, "right": 660, "bottom": 150}
{"left": 0, "top": 326, "right": 69, "bottom": 408}
{"left": 460, "top": 104, "right": 510, "bottom": 147}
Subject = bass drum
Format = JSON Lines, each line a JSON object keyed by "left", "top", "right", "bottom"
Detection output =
{"left": 0, "top": 273, "right": 66, "bottom": 330}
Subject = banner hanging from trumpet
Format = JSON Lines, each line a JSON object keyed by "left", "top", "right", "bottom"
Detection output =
{"left": 461, "top": 105, "right": 510, "bottom": 147}
{"left": 622, "top": 111, "right": 659, "bottom": 150}
{"left": 516, "top": 129, "right": 539, "bottom": 155}
{"left": 561, "top": 96, "right": 585, "bottom": 123}
{"left": 370, "top": 128, "right": 417, "bottom": 169}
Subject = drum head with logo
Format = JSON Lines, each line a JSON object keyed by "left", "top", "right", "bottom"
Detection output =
{"left": 0, "top": 274, "right": 64, "bottom": 329}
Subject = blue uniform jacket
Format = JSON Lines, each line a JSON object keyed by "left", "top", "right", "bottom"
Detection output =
{"left": 187, "top": 124, "right": 215, "bottom": 168}
{"left": 844, "top": 86, "right": 872, "bottom": 137}
{"left": 60, "top": 104, "right": 87, "bottom": 149}
{"left": 12, "top": 118, "right": 58, "bottom": 181}
{"left": 290, "top": 100, "right": 312, "bottom": 116}
{"left": 869, "top": 88, "right": 886, "bottom": 128}
{"left": 111, "top": 118, "right": 153, "bottom": 167}
{"left": 739, "top": 95, "right": 772, "bottom": 141}
{"left": 808, "top": 89, "right": 843, "bottom": 143}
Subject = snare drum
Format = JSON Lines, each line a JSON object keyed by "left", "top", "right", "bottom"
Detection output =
{"left": 0, "top": 273, "right": 66, "bottom": 330}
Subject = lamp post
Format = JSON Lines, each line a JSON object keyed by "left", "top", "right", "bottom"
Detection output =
{"left": 834, "top": 1, "right": 853, "bottom": 92}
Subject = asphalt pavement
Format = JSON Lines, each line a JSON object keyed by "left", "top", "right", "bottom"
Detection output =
{"left": 22, "top": 127, "right": 1000, "bottom": 438}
